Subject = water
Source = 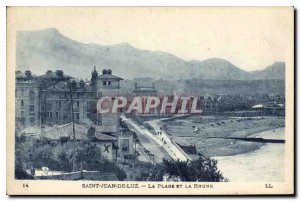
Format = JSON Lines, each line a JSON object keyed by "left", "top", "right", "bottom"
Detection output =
{"left": 213, "top": 128, "right": 285, "bottom": 182}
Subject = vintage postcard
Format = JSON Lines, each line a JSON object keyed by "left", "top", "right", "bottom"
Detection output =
{"left": 6, "top": 7, "right": 294, "bottom": 195}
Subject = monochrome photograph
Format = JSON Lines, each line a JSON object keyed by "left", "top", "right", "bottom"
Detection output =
{"left": 6, "top": 7, "right": 294, "bottom": 195}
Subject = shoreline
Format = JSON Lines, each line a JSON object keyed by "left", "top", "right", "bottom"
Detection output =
{"left": 163, "top": 116, "right": 285, "bottom": 157}
{"left": 213, "top": 127, "right": 285, "bottom": 157}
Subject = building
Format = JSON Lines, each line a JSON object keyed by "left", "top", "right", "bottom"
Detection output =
{"left": 15, "top": 68, "right": 123, "bottom": 128}
{"left": 96, "top": 69, "right": 123, "bottom": 134}
{"left": 131, "top": 82, "right": 161, "bottom": 115}
{"left": 15, "top": 70, "right": 40, "bottom": 126}
{"left": 133, "top": 82, "right": 157, "bottom": 97}
{"left": 16, "top": 68, "right": 132, "bottom": 162}
{"left": 118, "top": 131, "right": 135, "bottom": 163}
{"left": 16, "top": 70, "right": 95, "bottom": 126}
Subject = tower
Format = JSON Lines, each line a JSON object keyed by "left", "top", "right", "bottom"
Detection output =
{"left": 96, "top": 69, "right": 123, "bottom": 134}
{"left": 97, "top": 69, "right": 122, "bottom": 97}
{"left": 91, "top": 66, "right": 98, "bottom": 87}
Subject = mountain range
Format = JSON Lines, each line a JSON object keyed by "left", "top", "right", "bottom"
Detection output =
{"left": 16, "top": 28, "right": 285, "bottom": 80}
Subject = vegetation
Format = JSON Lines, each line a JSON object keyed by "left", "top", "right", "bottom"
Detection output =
{"left": 15, "top": 135, "right": 224, "bottom": 182}
{"left": 15, "top": 135, "right": 127, "bottom": 181}
{"left": 143, "top": 155, "right": 226, "bottom": 182}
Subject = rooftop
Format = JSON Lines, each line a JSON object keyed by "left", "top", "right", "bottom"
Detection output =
{"left": 98, "top": 74, "right": 123, "bottom": 80}
{"left": 45, "top": 80, "right": 94, "bottom": 92}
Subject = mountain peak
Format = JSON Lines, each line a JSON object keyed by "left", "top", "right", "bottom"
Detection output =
{"left": 112, "top": 42, "right": 134, "bottom": 48}
{"left": 265, "top": 61, "right": 285, "bottom": 70}
{"left": 41, "top": 27, "right": 60, "bottom": 33}
{"left": 271, "top": 61, "right": 285, "bottom": 67}
{"left": 250, "top": 61, "right": 285, "bottom": 80}
{"left": 203, "top": 58, "right": 231, "bottom": 63}
{"left": 18, "top": 27, "right": 60, "bottom": 35}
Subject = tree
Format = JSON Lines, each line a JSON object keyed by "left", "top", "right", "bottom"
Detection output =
{"left": 147, "top": 154, "right": 226, "bottom": 182}
{"left": 15, "top": 136, "right": 127, "bottom": 181}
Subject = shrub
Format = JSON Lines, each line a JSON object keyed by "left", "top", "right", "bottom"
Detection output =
{"left": 147, "top": 154, "right": 225, "bottom": 182}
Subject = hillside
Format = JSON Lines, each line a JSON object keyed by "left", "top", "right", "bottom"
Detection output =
{"left": 16, "top": 28, "right": 285, "bottom": 80}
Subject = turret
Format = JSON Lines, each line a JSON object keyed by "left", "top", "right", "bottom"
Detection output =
{"left": 55, "top": 70, "right": 64, "bottom": 78}
{"left": 91, "top": 66, "right": 98, "bottom": 86}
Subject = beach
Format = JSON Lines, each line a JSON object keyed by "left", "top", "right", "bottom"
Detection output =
{"left": 164, "top": 115, "right": 285, "bottom": 157}
{"left": 164, "top": 116, "right": 285, "bottom": 182}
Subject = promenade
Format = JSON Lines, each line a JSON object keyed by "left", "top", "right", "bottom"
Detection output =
{"left": 120, "top": 114, "right": 191, "bottom": 162}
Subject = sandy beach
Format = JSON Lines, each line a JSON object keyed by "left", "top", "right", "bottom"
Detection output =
{"left": 164, "top": 116, "right": 285, "bottom": 157}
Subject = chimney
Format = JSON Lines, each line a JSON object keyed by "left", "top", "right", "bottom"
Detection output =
{"left": 107, "top": 69, "right": 112, "bottom": 74}
{"left": 91, "top": 66, "right": 98, "bottom": 81}
{"left": 25, "top": 70, "right": 32, "bottom": 77}
{"left": 55, "top": 70, "right": 64, "bottom": 77}
{"left": 79, "top": 80, "right": 85, "bottom": 88}
{"left": 46, "top": 70, "right": 52, "bottom": 75}
{"left": 102, "top": 69, "right": 107, "bottom": 75}
{"left": 71, "top": 80, "right": 76, "bottom": 88}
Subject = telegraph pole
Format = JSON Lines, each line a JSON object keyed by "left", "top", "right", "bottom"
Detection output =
{"left": 69, "top": 80, "right": 76, "bottom": 172}
{"left": 133, "top": 135, "right": 137, "bottom": 168}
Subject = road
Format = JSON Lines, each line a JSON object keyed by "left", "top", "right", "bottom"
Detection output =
{"left": 120, "top": 115, "right": 171, "bottom": 163}
{"left": 121, "top": 114, "right": 191, "bottom": 162}
{"left": 146, "top": 119, "right": 192, "bottom": 162}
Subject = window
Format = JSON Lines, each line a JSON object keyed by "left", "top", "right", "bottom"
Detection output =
{"left": 103, "top": 81, "right": 107, "bottom": 86}
{"left": 47, "top": 112, "right": 52, "bottom": 119}
{"left": 121, "top": 139, "right": 129, "bottom": 152}
{"left": 21, "top": 111, "right": 25, "bottom": 118}
{"left": 21, "top": 100, "right": 24, "bottom": 107}
{"left": 21, "top": 89, "right": 24, "bottom": 96}
{"left": 75, "top": 113, "right": 80, "bottom": 120}
{"left": 122, "top": 147, "right": 128, "bottom": 152}
{"left": 108, "top": 81, "right": 111, "bottom": 86}
{"left": 75, "top": 101, "right": 79, "bottom": 108}
{"left": 87, "top": 112, "right": 91, "bottom": 119}
{"left": 87, "top": 101, "right": 91, "bottom": 110}
{"left": 29, "top": 90, "right": 35, "bottom": 98}
{"left": 30, "top": 117, "right": 35, "bottom": 124}
{"left": 47, "top": 102, "right": 52, "bottom": 110}
{"left": 29, "top": 105, "right": 34, "bottom": 112}
{"left": 58, "top": 101, "right": 62, "bottom": 108}
{"left": 41, "top": 105, "right": 45, "bottom": 111}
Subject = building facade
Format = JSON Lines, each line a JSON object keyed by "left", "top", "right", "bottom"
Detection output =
{"left": 15, "top": 68, "right": 122, "bottom": 128}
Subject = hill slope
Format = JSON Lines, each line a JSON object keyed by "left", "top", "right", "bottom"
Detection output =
{"left": 16, "top": 28, "right": 285, "bottom": 80}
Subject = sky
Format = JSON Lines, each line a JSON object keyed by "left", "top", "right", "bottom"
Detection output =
{"left": 8, "top": 7, "right": 293, "bottom": 71}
